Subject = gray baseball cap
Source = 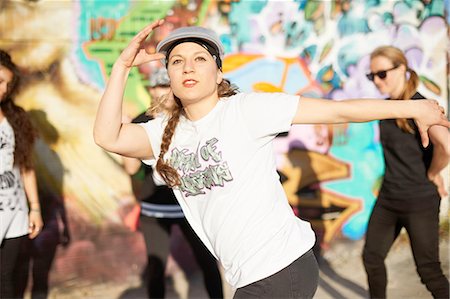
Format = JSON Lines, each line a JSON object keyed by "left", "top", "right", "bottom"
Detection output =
{"left": 156, "top": 26, "right": 225, "bottom": 61}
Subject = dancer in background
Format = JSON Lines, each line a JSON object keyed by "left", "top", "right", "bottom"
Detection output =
{"left": 362, "top": 45, "right": 449, "bottom": 299}
{"left": 93, "top": 20, "right": 449, "bottom": 298}
{"left": 122, "top": 66, "right": 223, "bottom": 298}
{"left": 0, "top": 49, "right": 43, "bottom": 298}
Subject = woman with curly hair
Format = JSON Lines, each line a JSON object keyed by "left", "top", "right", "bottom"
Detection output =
{"left": 0, "top": 49, "right": 43, "bottom": 298}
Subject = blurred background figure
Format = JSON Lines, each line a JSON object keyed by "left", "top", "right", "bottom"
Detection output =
{"left": 122, "top": 66, "right": 224, "bottom": 299}
{"left": 362, "top": 46, "right": 450, "bottom": 299}
{"left": 14, "top": 109, "right": 71, "bottom": 299}
{"left": 0, "top": 49, "right": 43, "bottom": 299}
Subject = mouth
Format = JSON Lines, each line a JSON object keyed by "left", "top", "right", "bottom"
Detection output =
{"left": 182, "top": 79, "right": 198, "bottom": 88}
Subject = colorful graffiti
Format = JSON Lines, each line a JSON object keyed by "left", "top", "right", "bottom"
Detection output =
{"left": 0, "top": 0, "right": 447, "bottom": 287}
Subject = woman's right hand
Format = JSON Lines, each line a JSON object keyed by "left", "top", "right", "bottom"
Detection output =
{"left": 116, "top": 19, "right": 166, "bottom": 68}
{"left": 414, "top": 100, "right": 450, "bottom": 148}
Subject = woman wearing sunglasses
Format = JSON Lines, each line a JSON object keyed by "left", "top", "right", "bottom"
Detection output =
{"left": 363, "top": 46, "right": 449, "bottom": 299}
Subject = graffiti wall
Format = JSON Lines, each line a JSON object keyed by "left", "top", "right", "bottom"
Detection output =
{"left": 0, "top": 0, "right": 447, "bottom": 289}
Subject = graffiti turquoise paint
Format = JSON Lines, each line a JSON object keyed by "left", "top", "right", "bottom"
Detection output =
{"left": 72, "top": 1, "right": 131, "bottom": 90}
{"left": 65, "top": 0, "right": 447, "bottom": 241}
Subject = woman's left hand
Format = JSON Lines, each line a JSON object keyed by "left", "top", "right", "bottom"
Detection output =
{"left": 415, "top": 100, "right": 450, "bottom": 148}
{"left": 28, "top": 210, "right": 44, "bottom": 239}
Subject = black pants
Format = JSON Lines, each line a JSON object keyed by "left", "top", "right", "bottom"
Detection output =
{"left": 1, "top": 235, "right": 27, "bottom": 299}
{"left": 139, "top": 215, "right": 223, "bottom": 298}
{"left": 363, "top": 202, "right": 449, "bottom": 299}
{"left": 14, "top": 227, "right": 60, "bottom": 299}
{"left": 233, "top": 249, "right": 319, "bottom": 299}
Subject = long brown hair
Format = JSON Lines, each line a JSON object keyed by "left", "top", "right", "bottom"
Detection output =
{"left": 155, "top": 78, "right": 238, "bottom": 187}
{"left": 370, "top": 46, "right": 418, "bottom": 133}
{"left": 0, "top": 50, "right": 38, "bottom": 170}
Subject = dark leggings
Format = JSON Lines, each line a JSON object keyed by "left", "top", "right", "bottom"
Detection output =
{"left": 363, "top": 202, "right": 449, "bottom": 299}
{"left": 139, "top": 215, "right": 223, "bottom": 298}
{"left": 1, "top": 235, "right": 27, "bottom": 299}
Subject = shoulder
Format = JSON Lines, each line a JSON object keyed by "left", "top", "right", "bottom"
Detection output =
{"left": 411, "top": 92, "right": 425, "bottom": 100}
{"left": 132, "top": 112, "right": 153, "bottom": 124}
{"left": 225, "top": 92, "right": 298, "bottom": 103}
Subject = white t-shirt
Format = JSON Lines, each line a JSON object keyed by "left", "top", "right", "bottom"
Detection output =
{"left": 0, "top": 118, "right": 29, "bottom": 244}
{"left": 140, "top": 92, "right": 316, "bottom": 288}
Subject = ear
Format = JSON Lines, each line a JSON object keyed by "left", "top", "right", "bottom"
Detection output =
{"left": 216, "top": 70, "right": 223, "bottom": 85}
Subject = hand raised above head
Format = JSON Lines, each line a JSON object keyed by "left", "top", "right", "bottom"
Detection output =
{"left": 414, "top": 99, "right": 450, "bottom": 148}
{"left": 117, "top": 19, "right": 166, "bottom": 68}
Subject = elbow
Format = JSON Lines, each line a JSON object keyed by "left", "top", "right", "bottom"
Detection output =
{"left": 93, "top": 130, "right": 110, "bottom": 150}
{"left": 93, "top": 131, "right": 103, "bottom": 148}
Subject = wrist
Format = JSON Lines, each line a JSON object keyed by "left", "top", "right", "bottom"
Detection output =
{"left": 407, "top": 100, "right": 421, "bottom": 120}
{"left": 427, "top": 172, "right": 437, "bottom": 181}
{"left": 112, "top": 62, "right": 132, "bottom": 73}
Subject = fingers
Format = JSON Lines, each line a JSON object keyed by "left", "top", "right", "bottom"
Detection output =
{"left": 28, "top": 223, "right": 43, "bottom": 239}
{"left": 150, "top": 53, "right": 166, "bottom": 60}
{"left": 133, "top": 19, "right": 164, "bottom": 44}
{"left": 418, "top": 127, "right": 430, "bottom": 148}
{"left": 427, "top": 99, "right": 450, "bottom": 128}
{"left": 440, "top": 114, "right": 450, "bottom": 128}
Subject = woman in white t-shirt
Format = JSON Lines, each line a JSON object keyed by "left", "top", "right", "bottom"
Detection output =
{"left": 93, "top": 20, "right": 449, "bottom": 298}
{"left": 0, "top": 49, "right": 43, "bottom": 298}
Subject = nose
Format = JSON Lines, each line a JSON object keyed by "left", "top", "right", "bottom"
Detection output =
{"left": 373, "top": 75, "right": 383, "bottom": 86}
{"left": 182, "top": 59, "right": 195, "bottom": 74}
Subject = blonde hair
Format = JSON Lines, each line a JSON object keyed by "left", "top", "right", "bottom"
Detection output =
{"left": 370, "top": 46, "right": 418, "bottom": 134}
{"left": 147, "top": 93, "right": 170, "bottom": 116}
{"left": 156, "top": 79, "right": 238, "bottom": 187}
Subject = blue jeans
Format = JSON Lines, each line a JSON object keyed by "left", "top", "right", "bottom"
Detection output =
{"left": 234, "top": 249, "right": 319, "bottom": 299}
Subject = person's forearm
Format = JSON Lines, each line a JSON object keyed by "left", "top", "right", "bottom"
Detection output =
{"left": 22, "top": 168, "right": 40, "bottom": 211}
{"left": 93, "top": 63, "right": 131, "bottom": 149}
{"left": 335, "top": 99, "right": 421, "bottom": 123}
{"left": 427, "top": 144, "right": 450, "bottom": 179}
{"left": 295, "top": 97, "right": 421, "bottom": 124}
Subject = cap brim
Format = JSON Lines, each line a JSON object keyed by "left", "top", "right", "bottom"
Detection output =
{"left": 156, "top": 27, "right": 224, "bottom": 60}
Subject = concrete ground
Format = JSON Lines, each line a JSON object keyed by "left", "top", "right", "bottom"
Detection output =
{"left": 45, "top": 231, "right": 449, "bottom": 299}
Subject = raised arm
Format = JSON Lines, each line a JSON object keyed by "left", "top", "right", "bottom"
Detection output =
{"left": 93, "top": 20, "right": 165, "bottom": 159}
{"left": 293, "top": 96, "right": 450, "bottom": 147}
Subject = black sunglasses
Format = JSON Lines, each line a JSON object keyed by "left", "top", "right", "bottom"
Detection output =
{"left": 366, "top": 65, "right": 399, "bottom": 81}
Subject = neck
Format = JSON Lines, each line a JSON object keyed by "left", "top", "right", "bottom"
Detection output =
{"left": 183, "top": 95, "right": 219, "bottom": 121}
{"left": 390, "top": 78, "right": 406, "bottom": 100}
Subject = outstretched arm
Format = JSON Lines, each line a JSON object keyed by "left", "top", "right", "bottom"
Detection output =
{"left": 93, "top": 20, "right": 165, "bottom": 159}
{"left": 293, "top": 97, "right": 450, "bottom": 147}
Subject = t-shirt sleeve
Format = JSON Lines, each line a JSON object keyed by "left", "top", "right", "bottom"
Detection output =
{"left": 138, "top": 117, "right": 165, "bottom": 166}
{"left": 237, "top": 92, "right": 300, "bottom": 140}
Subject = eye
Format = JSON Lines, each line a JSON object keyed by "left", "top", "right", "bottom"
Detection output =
{"left": 171, "top": 59, "right": 182, "bottom": 65}
{"left": 195, "top": 56, "right": 207, "bottom": 62}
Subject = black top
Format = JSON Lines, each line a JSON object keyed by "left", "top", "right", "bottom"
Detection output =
{"left": 378, "top": 92, "right": 439, "bottom": 211}
{"left": 131, "top": 112, "right": 179, "bottom": 206}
